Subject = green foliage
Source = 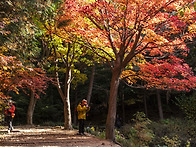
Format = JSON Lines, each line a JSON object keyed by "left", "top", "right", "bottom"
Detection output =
{"left": 88, "top": 116, "right": 196, "bottom": 147}
{"left": 175, "top": 92, "right": 196, "bottom": 120}
{"left": 118, "top": 112, "right": 154, "bottom": 147}
{"left": 97, "top": 131, "right": 106, "bottom": 139}
{"left": 115, "top": 129, "right": 131, "bottom": 147}
{"left": 71, "top": 70, "right": 88, "bottom": 89}
{"left": 0, "top": 104, "right": 5, "bottom": 124}
{"left": 131, "top": 112, "right": 155, "bottom": 146}
{"left": 162, "top": 135, "right": 181, "bottom": 147}
{"left": 86, "top": 127, "right": 106, "bottom": 141}
{"left": 194, "top": 2, "right": 196, "bottom": 11}
{"left": 149, "top": 117, "right": 196, "bottom": 146}
{"left": 0, "top": 0, "right": 43, "bottom": 60}
{"left": 186, "top": 139, "right": 191, "bottom": 147}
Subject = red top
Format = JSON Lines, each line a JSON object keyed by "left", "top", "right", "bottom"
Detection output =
{"left": 5, "top": 105, "right": 15, "bottom": 117}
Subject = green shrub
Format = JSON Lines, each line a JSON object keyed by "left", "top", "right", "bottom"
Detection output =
{"left": 97, "top": 131, "right": 105, "bottom": 139}
{"left": 162, "top": 135, "right": 181, "bottom": 147}
{"left": 90, "top": 115, "right": 196, "bottom": 146}
{"left": 149, "top": 117, "right": 196, "bottom": 146}
{"left": 118, "top": 112, "right": 154, "bottom": 147}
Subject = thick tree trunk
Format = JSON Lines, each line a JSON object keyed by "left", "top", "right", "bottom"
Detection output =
{"left": 27, "top": 90, "right": 37, "bottom": 125}
{"left": 106, "top": 66, "right": 121, "bottom": 141}
{"left": 156, "top": 89, "right": 164, "bottom": 120}
{"left": 87, "top": 65, "right": 95, "bottom": 105}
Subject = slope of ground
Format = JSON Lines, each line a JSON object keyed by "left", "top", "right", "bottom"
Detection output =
{"left": 0, "top": 126, "right": 121, "bottom": 147}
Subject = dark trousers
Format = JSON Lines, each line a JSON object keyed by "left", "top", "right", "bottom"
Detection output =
{"left": 78, "top": 119, "right": 85, "bottom": 134}
{"left": 6, "top": 116, "right": 13, "bottom": 130}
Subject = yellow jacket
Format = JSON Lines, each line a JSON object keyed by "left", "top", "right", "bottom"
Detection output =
{"left": 77, "top": 103, "right": 90, "bottom": 120}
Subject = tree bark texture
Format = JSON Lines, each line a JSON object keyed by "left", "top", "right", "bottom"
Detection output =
{"left": 156, "top": 89, "right": 164, "bottom": 120}
{"left": 106, "top": 65, "right": 121, "bottom": 141}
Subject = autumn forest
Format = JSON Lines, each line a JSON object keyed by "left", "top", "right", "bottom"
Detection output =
{"left": 0, "top": 0, "right": 196, "bottom": 146}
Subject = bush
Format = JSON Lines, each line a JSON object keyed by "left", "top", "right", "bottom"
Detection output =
{"left": 118, "top": 112, "right": 154, "bottom": 147}
{"left": 117, "top": 116, "right": 196, "bottom": 146}
{"left": 149, "top": 117, "right": 196, "bottom": 146}
{"left": 89, "top": 114, "right": 196, "bottom": 146}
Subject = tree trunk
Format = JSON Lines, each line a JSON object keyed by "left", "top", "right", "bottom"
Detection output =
{"left": 73, "top": 88, "right": 78, "bottom": 126}
{"left": 106, "top": 66, "right": 121, "bottom": 141}
{"left": 166, "top": 90, "right": 170, "bottom": 104}
{"left": 63, "top": 67, "right": 72, "bottom": 129}
{"left": 27, "top": 90, "right": 37, "bottom": 125}
{"left": 87, "top": 65, "right": 95, "bottom": 105}
{"left": 156, "top": 89, "right": 163, "bottom": 120}
{"left": 55, "top": 61, "right": 72, "bottom": 130}
{"left": 143, "top": 89, "right": 148, "bottom": 117}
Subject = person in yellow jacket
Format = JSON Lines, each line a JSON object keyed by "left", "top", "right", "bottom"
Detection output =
{"left": 77, "top": 99, "right": 90, "bottom": 135}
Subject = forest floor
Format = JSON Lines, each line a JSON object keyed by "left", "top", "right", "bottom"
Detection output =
{"left": 0, "top": 126, "right": 121, "bottom": 147}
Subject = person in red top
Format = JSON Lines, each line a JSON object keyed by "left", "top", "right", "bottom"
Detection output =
{"left": 5, "top": 100, "right": 15, "bottom": 133}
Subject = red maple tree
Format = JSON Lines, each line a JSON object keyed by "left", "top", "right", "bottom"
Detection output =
{"left": 59, "top": 0, "right": 196, "bottom": 141}
{"left": 0, "top": 54, "right": 50, "bottom": 103}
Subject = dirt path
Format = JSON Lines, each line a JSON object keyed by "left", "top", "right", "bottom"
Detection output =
{"left": 0, "top": 126, "right": 121, "bottom": 147}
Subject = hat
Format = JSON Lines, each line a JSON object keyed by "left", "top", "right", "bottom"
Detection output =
{"left": 82, "top": 99, "right": 87, "bottom": 104}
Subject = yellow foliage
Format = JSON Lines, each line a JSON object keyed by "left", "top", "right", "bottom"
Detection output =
{"left": 143, "top": 29, "right": 168, "bottom": 45}
{"left": 91, "top": 127, "right": 95, "bottom": 131}
{"left": 188, "top": 23, "right": 196, "bottom": 33}
{"left": 3, "top": 18, "right": 11, "bottom": 25}
{"left": 121, "top": 70, "right": 138, "bottom": 84}
{"left": 162, "top": 135, "right": 181, "bottom": 147}
{"left": 3, "top": 66, "right": 7, "bottom": 70}
{"left": 0, "top": 46, "right": 8, "bottom": 52}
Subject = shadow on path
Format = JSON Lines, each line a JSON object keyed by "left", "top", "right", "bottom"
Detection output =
{"left": 0, "top": 126, "right": 121, "bottom": 147}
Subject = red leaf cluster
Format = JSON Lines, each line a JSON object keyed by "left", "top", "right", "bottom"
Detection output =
{"left": 0, "top": 54, "right": 51, "bottom": 102}
{"left": 139, "top": 55, "right": 196, "bottom": 91}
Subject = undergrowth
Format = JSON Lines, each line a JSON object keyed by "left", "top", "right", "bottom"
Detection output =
{"left": 88, "top": 112, "right": 196, "bottom": 147}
